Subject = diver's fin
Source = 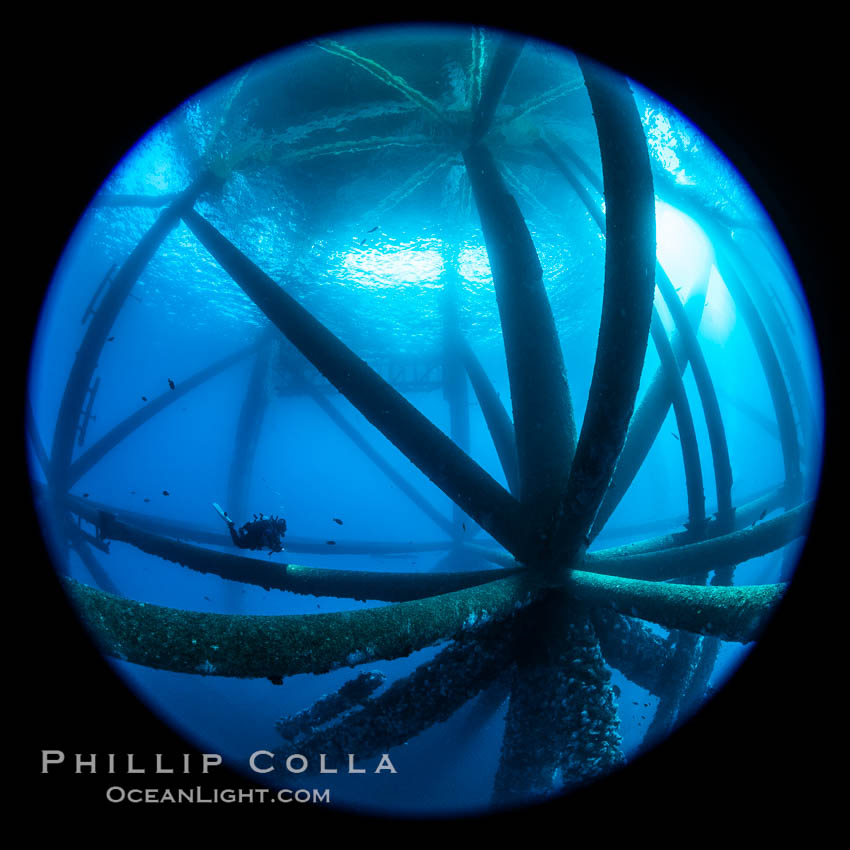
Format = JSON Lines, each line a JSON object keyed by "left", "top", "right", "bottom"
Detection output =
{"left": 212, "top": 502, "right": 234, "bottom": 525}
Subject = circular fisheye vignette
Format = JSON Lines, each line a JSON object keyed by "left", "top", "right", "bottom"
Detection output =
{"left": 27, "top": 23, "right": 824, "bottom": 817}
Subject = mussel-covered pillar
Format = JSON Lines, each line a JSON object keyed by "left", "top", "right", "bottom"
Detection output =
{"left": 465, "top": 54, "right": 656, "bottom": 802}
{"left": 493, "top": 593, "right": 624, "bottom": 804}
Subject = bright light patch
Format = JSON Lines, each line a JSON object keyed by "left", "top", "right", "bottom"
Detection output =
{"left": 655, "top": 200, "right": 713, "bottom": 295}
{"left": 107, "top": 124, "right": 182, "bottom": 195}
{"left": 342, "top": 245, "right": 445, "bottom": 288}
{"left": 643, "top": 107, "right": 695, "bottom": 185}
{"left": 458, "top": 245, "right": 492, "bottom": 283}
{"left": 653, "top": 201, "right": 735, "bottom": 342}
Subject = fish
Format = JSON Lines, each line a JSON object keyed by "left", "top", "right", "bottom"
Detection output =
{"left": 326, "top": 540, "right": 336, "bottom": 545}
{"left": 360, "top": 238, "right": 367, "bottom": 246}
{"left": 462, "top": 522, "right": 466, "bottom": 531}
{"left": 83, "top": 493, "right": 89, "bottom": 498}
{"left": 107, "top": 336, "right": 115, "bottom": 341}
{"left": 168, "top": 379, "right": 175, "bottom": 390}
{"left": 332, "top": 517, "right": 343, "bottom": 525}
{"left": 162, "top": 490, "right": 170, "bottom": 496}
{"left": 141, "top": 396, "right": 147, "bottom": 402}
{"left": 368, "top": 226, "right": 378, "bottom": 233}
{"left": 752, "top": 508, "right": 768, "bottom": 528}
{"left": 671, "top": 432, "right": 680, "bottom": 441}
{"left": 144, "top": 498, "right": 151, "bottom": 503}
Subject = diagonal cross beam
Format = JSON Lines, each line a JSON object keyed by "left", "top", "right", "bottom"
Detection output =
{"left": 460, "top": 337, "right": 520, "bottom": 495}
{"left": 308, "top": 391, "right": 454, "bottom": 537}
{"left": 180, "top": 208, "right": 531, "bottom": 559}
{"left": 67, "top": 341, "right": 259, "bottom": 487}
{"left": 49, "top": 175, "right": 214, "bottom": 491}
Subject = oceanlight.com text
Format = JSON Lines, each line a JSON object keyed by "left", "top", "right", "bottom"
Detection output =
{"left": 105, "top": 786, "right": 331, "bottom": 804}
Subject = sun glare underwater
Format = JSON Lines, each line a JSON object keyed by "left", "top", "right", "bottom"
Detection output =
{"left": 28, "top": 24, "right": 825, "bottom": 817}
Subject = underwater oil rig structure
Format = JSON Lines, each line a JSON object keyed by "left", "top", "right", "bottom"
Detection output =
{"left": 28, "top": 29, "right": 819, "bottom": 808}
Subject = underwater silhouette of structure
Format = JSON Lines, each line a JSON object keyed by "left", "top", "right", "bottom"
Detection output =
{"left": 28, "top": 30, "right": 818, "bottom": 809}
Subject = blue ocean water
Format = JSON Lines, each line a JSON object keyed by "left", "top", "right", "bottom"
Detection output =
{"left": 27, "top": 25, "right": 825, "bottom": 818}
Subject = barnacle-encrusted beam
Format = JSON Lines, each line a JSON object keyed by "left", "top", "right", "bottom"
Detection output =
{"left": 591, "top": 485, "right": 788, "bottom": 558}
{"left": 274, "top": 619, "right": 514, "bottom": 767}
{"left": 79, "top": 485, "right": 807, "bottom": 603}
{"left": 180, "top": 207, "right": 530, "bottom": 558}
{"left": 64, "top": 557, "right": 784, "bottom": 684}
{"left": 48, "top": 484, "right": 457, "bottom": 557}
{"left": 275, "top": 670, "right": 386, "bottom": 742}
{"left": 550, "top": 59, "right": 656, "bottom": 566}
{"left": 469, "top": 489, "right": 802, "bottom": 575}
{"left": 583, "top": 501, "right": 811, "bottom": 581}
{"left": 94, "top": 512, "right": 523, "bottom": 602}
{"left": 678, "top": 632, "right": 721, "bottom": 721}
{"left": 591, "top": 608, "right": 674, "bottom": 696}
{"left": 643, "top": 629, "right": 702, "bottom": 746}
{"left": 564, "top": 571, "right": 784, "bottom": 643}
{"left": 63, "top": 572, "right": 542, "bottom": 679}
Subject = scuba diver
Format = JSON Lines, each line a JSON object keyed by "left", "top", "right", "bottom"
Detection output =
{"left": 213, "top": 503, "right": 287, "bottom": 555}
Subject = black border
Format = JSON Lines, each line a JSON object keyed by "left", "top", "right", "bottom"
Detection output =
{"left": 19, "top": 12, "right": 838, "bottom": 834}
